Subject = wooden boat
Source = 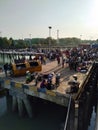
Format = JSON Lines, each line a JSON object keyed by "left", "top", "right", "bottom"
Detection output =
{"left": 10, "top": 60, "right": 42, "bottom": 76}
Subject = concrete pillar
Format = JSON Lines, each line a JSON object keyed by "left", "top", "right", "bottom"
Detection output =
{"left": 78, "top": 99, "right": 85, "bottom": 130}
{"left": 17, "top": 97, "right": 23, "bottom": 117}
{"left": 83, "top": 92, "right": 91, "bottom": 130}
{"left": 0, "top": 96, "right": 7, "bottom": 117}
{"left": 74, "top": 102, "right": 79, "bottom": 130}
{"left": 23, "top": 97, "right": 33, "bottom": 118}
{"left": 12, "top": 96, "right": 17, "bottom": 112}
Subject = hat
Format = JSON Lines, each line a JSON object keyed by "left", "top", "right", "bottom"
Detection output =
{"left": 26, "top": 71, "right": 30, "bottom": 74}
{"left": 73, "top": 75, "right": 77, "bottom": 78}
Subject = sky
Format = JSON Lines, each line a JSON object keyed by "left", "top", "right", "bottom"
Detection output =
{"left": 0, "top": 0, "right": 98, "bottom": 40}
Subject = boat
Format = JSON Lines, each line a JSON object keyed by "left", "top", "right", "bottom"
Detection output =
{"left": 10, "top": 60, "right": 42, "bottom": 76}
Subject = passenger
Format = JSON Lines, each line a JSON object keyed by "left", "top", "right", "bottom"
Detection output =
{"left": 62, "top": 57, "right": 65, "bottom": 68}
{"left": 26, "top": 71, "right": 31, "bottom": 83}
{"left": 40, "top": 79, "right": 47, "bottom": 88}
{"left": 57, "top": 55, "right": 60, "bottom": 65}
{"left": 55, "top": 73, "right": 60, "bottom": 87}
{"left": 34, "top": 73, "right": 38, "bottom": 86}
{"left": 37, "top": 79, "right": 47, "bottom": 93}
{"left": 70, "top": 75, "right": 79, "bottom": 93}
{"left": 3, "top": 63, "right": 8, "bottom": 77}
{"left": 31, "top": 72, "right": 35, "bottom": 80}
{"left": 73, "top": 75, "right": 78, "bottom": 81}
{"left": 48, "top": 73, "right": 53, "bottom": 83}
{"left": 46, "top": 80, "right": 55, "bottom": 90}
{"left": 46, "top": 78, "right": 52, "bottom": 90}
{"left": 34, "top": 73, "right": 42, "bottom": 86}
{"left": 43, "top": 55, "right": 46, "bottom": 64}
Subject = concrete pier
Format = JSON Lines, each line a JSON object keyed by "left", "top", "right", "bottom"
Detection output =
{"left": 0, "top": 96, "right": 7, "bottom": 117}
{"left": 12, "top": 96, "right": 17, "bottom": 112}
{"left": 17, "top": 97, "right": 23, "bottom": 117}
{"left": 23, "top": 97, "right": 33, "bottom": 118}
{"left": 12, "top": 94, "right": 33, "bottom": 118}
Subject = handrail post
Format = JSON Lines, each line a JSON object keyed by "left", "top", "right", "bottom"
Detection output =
{"left": 64, "top": 95, "right": 75, "bottom": 130}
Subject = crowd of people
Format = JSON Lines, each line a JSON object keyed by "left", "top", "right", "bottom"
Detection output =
{"left": 2, "top": 46, "right": 98, "bottom": 93}
{"left": 26, "top": 71, "right": 61, "bottom": 92}
{"left": 32, "top": 46, "right": 98, "bottom": 93}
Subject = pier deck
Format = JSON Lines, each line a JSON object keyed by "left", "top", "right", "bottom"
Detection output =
{"left": 0, "top": 59, "right": 93, "bottom": 107}
{"left": 28, "top": 60, "right": 86, "bottom": 95}
{"left": 0, "top": 59, "right": 91, "bottom": 96}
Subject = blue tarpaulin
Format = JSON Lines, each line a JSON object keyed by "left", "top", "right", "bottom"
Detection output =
{"left": 91, "top": 43, "right": 98, "bottom": 48}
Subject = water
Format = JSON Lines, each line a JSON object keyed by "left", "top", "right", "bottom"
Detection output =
{"left": 0, "top": 94, "right": 97, "bottom": 130}
{"left": 88, "top": 106, "right": 96, "bottom": 130}
{"left": 0, "top": 54, "right": 35, "bottom": 65}
{"left": 0, "top": 95, "right": 66, "bottom": 130}
{"left": 87, "top": 92, "right": 97, "bottom": 130}
{"left": 0, "top": 54, "right": 11, "bottom": 64}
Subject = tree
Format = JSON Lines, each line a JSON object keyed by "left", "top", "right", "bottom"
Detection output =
{"left": 15, "top": 39, "right": 26, "bottom": 49}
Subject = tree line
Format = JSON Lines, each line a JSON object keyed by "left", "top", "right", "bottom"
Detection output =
{"left": 0, "top": 36, "right": 96, "bottom": 49}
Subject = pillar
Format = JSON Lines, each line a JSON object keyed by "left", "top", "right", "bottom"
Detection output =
{"left": 0, "top": 96, "right": 7, "bottom": 117}
{"left": 74, "top": 102, "right": 79, "bottom": 130}
{"left": 12, "top": 96, "right": 17, "bottom": 112}
{"left": 78, "top": 99, "right": 85, "bottom": 130}
{"left": 23, "top": 97, "right": 33, "bottom": 118}
{"left": 17, "top": 97, "right": 23, "bottom": 117}
{"left": 83, "top": 92, "right": 92, "bottom": 130}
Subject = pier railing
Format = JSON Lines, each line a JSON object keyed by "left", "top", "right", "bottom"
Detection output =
{"left": 74, "top": 63, "right": 94, "bottom": 101}
{"left": 64, "top": 95, "right": 72, "bottom": 130}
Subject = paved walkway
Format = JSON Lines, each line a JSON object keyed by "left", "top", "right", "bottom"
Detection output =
{"left": 30, "top": 59, "right": 86, "bottom": 94}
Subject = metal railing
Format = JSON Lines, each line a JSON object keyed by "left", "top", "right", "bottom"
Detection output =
{"left": 64, "top": 95, "right": 72, "bottom": 130}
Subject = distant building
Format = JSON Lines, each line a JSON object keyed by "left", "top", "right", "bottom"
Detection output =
{"left": 78, "top": 43, "right": 90, "bottom": 48}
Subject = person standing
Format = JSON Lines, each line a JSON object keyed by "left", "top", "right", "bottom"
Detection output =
{"left": 3, "top": 63, "right": 8, "bottom": 77}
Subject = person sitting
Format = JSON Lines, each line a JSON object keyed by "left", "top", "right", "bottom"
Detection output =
{"left": 26, "top": 71, "right": 32, "bottom": 83}
{"left": 34, "top": 73, "right": 42, "bottom": 86}
{"left": 37, "top": 79, "right": 47, "bottom": 93}
{"left": 68, "top": 75, "right": 79, "bottom": 93}
{"left": 71, "top": 75, "right": 79, "bottom": 93}
{"left": 46, "top": 72, "right": 55, "bottom": 90}
{"left": 40, "top": 79, "right": 47, "bottom": 88}
{"left": 46, "top": 78, "right": 51, "bottom": 90}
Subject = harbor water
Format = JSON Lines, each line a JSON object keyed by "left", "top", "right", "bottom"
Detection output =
{"left": 0, "top": 95, "right": 67, "bottom": 130}
{"left": 0, "top": 92, "right": 97, "bottom": 130}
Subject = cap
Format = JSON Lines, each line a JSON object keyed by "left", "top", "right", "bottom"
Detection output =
{"left": 73, "top": 75, "right": 77, "bottom": 78}
{"left": 26, "top": 71, "right": 30, "bottom": 74}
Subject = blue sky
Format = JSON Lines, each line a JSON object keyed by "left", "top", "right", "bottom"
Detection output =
{"left": 0, "top": 0, "right": 98, "bottom": 40}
